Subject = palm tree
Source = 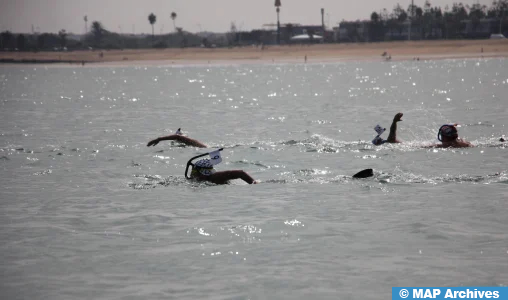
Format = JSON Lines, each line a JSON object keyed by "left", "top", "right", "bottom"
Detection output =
{"left": 148, "top": 13, "right": 156, "bottom": 44}
{"left": 171, "top": 12, "right": 177, "bottom": 31}
{"left": 275, "top": 0, "right": 281, "bottom": 44}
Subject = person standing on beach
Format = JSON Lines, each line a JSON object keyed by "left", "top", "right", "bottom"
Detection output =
{"left": 147, "top": 128, "right": 208, "bottom": 148}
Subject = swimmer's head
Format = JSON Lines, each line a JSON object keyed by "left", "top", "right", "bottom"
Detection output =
{"left": 372, "top": 135, "right": 385, "bottom": 146}
{"left": 191, "top": 159, "right": 216, "bottom": 177}
{"left": 194, "top": 159, "right": 213, "bottom": 168}
{"left": 438, "top": 124, "right": 458, "bottom": 142}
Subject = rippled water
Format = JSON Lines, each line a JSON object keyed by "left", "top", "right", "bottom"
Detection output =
{"left": 1, "top": 59, "right": 507, "bottom": 300}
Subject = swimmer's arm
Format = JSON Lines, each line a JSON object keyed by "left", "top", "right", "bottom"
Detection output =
{"left": 147, "top": 135, "right": 208, "bottom": 148}
{"left": 386, "top": 112, "right": 403, "bottom": 143}
{"left": 208, "top": 170, "right": 257, "bottom": 184}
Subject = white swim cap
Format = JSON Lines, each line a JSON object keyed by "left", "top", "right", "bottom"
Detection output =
{"left": 194, "top": 159, "right": 214, "bottom": 169}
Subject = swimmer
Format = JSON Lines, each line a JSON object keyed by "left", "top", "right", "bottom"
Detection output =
{"left": 429, "top": 124, "right": 472, "bottom": 148}
{"left": 190, "top": 159, "right": 257, "bottom": 184}
{"left": 186, "top": 149, "right": 257, "bottom": 184}
{"left": 372, "top": 113, "right": 403, "bottom": 145}
{"left": 147, "top": 128, "right": 207, "bottom": 148}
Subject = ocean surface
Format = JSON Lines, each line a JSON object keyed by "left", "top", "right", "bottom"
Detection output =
{"left": 1, "top": 58, "right": 507, "bottom": 300}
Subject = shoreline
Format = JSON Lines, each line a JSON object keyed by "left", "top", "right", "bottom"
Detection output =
{"left": 1, "top": 39, "right": 507, "bottom": 66}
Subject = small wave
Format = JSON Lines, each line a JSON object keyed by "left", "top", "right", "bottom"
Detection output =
{"left": 130, "top": 161, "right": 142, "bottom": 167}
{"left": 220, "top": 143, "right": 249, "bottom": 149}
{"left": 376, "top": 170, "right": 507, "bottom": 185}
{"left": 278, "top": 134, "right": 369, "bottom": 153}
{"left": 129, "top": 168, "right": 507, "bottom": 188}
{"left": 261, "top": 169, "right": 507, "bottom": 186}
{"left": 220, "top": 224, "right": 262, "bottom": 234}
{"left": 133, "top": 174, "right": 163, "bottom": 180}
{"left": 111, "top": 214, "right": 173, "bottom": 225}
{"left": 281, "top": 139, "right": 299, "bottom": 145}
{"left": 11, "top": 147, "right": 41, "bottom": 154}
{"left": 129, "top": 175, "right": 214, "bottom": 189}
{"left": 293, "top": 169, "right": 330, "bottom": 176}
{"left": 263, "top": 179, "right": 292, "bottom": 184}
{"left": 472, "top": 139, "right": 507, "bottom": 148}
{"left": 169, "top": 142, "right": 191, "bottom": 148}
{"left": 128, "top": 182, "right": 156, "bottom": 190}
{"left": 233, "top": 160, "right": 269, "bottom": 168}
{"left": 464, "top": 121, "right": 495, "bottom": 127}
{"left": 33, "top": 169, "right": 52, "bottom": 176}
{"left": 262, "top": 173, "right": 354, "bottom": 185}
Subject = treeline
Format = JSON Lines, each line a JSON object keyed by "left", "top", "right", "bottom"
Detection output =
{"left": 0, "top": 26, "right": 213, "bottom": 52}
{"left": 0, "top": 21, "right": 221, "bottom": 52}
{"left": 365, "top": 0, "right": 508, "bottom": 41}
{"left": 1, "top": 0, "right": 507, "bottom": 51}
{"left": 81, "top": 21, "right": 208, "bottom": 49}
{"left": 0, "top": 30, "right": 71, "bottom": 52}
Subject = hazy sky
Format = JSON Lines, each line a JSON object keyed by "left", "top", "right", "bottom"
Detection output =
{"left": 0, "top": 0, "right": 494, "bottom": 34}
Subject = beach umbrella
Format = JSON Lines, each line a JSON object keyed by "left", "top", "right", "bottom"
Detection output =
{"left": 290, "top": 34, "right": 323, "bottom": 40}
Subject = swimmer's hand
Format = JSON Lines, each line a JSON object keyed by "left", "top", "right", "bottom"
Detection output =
{"left": 393, "top": 112, "right": 403, "bottom": 122}
{"left": 147, "top": 138, "right": 160, "bottom": 147}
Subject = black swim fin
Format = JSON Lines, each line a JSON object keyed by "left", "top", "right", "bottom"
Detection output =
{"left": 352, "top": 168, "right": 374, "bottom": 178}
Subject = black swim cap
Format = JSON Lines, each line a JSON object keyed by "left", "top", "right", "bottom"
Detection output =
{"left": 437, "top": 125, "right": 458, "bottom": 141}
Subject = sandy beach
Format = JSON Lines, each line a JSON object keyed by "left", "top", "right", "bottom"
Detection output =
{"left": 1, "top": 39, "right": 508, "bottom": 65}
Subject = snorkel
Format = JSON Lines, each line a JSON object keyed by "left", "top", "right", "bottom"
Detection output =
{"left": 185, "top": 148, "right": 223, "bottom": 179}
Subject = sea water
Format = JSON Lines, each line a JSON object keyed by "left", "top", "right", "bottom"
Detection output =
{"left": 1, "top": 59, "right": 507, "bottom": 300}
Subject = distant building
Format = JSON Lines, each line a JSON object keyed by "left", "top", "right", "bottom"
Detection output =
{"left": 258, "top": 23, "right": 332, "bottom": 44}
{"left": 461, "top": 18, "right": 498, "bottom": 38}
{"left": 335, "top": 19, "right": 445, "bottom": 42}
{"left": 335, "top": 21, "right": 370, "bottom": 42}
